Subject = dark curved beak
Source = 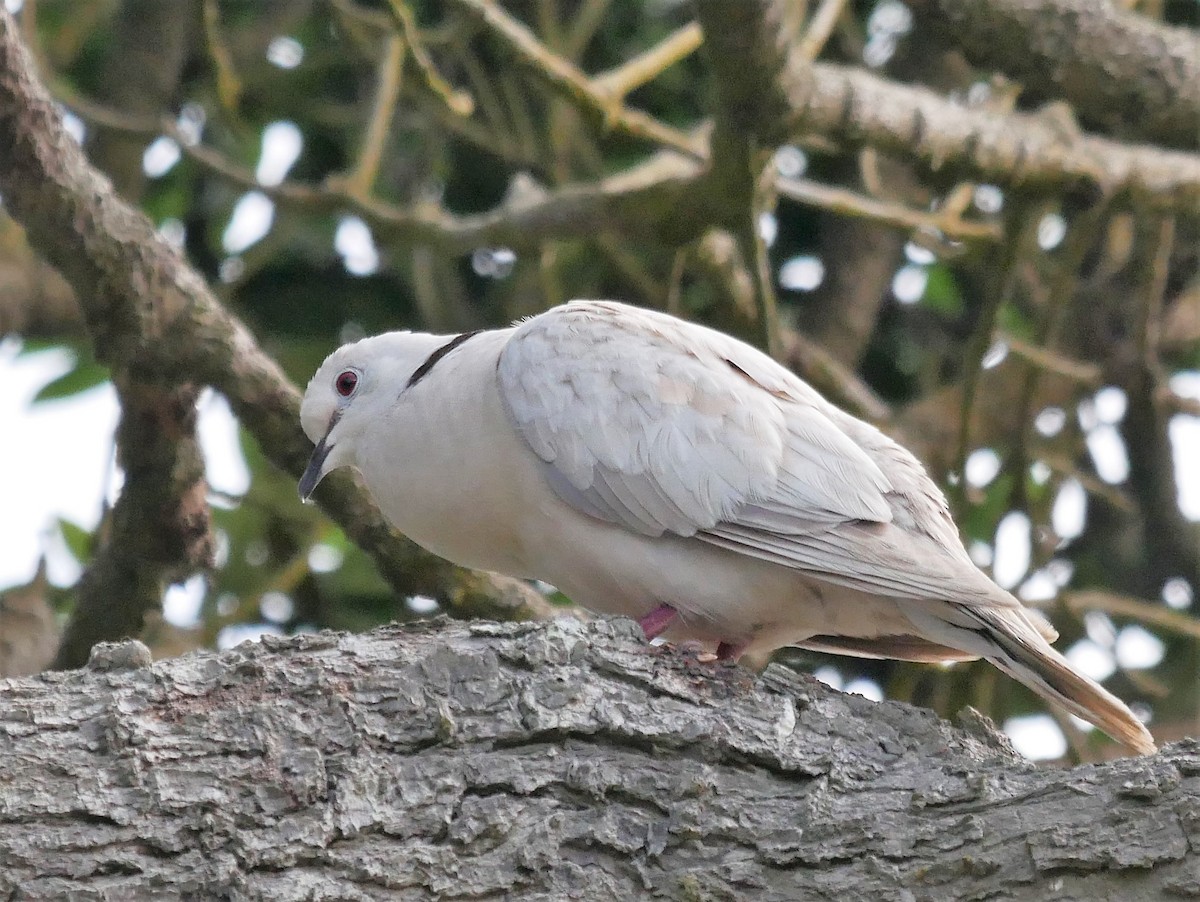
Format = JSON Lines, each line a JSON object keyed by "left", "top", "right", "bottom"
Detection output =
{"left": 299, "top": 413, "right": 340, "bottom": 503}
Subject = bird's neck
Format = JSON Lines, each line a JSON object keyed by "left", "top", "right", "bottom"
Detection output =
{"left": 355, "top": 330, "right": 533, "bottom": 575}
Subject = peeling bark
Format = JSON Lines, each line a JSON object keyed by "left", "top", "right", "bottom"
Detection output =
{"left": 1, "top": 618, "right": 1197, "bottom": 900}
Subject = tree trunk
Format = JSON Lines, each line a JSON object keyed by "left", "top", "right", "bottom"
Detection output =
{"left": 1, "top": 618, "right": 1196, "bottom": 900}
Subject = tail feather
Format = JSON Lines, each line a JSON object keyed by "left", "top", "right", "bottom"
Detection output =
{"left": 908, "top": 603, "right": 1156, "bottom": 755}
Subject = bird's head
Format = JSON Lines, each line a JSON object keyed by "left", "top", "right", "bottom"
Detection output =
{"left": 298, "top": 331, "right": 449, "bottom": 501}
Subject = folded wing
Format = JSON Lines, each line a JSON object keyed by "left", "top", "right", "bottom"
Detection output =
{"left": 498, "top": 300, "right": 1007, "bottom": 608}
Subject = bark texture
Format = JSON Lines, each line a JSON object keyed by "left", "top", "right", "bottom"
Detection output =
{"left": 1, "top": 618, "right": 1197, "bottom": 900}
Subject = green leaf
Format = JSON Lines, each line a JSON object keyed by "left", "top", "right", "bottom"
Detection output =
{"left": 57, "top": 517, "right": 94, "bottom": 564}
{"left": 33, "top": 360, "right": 111, "bottom": 403}
{"left": 921, "top": 265, "right": 963, "bottom": 317}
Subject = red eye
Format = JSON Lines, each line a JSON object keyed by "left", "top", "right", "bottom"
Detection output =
{"left": 335, "top": 370, "right": 359, "bottom": 398}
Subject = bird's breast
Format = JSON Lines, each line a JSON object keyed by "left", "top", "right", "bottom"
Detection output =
{"left": 354, "top": 357, "right": 540, "bottom": 577}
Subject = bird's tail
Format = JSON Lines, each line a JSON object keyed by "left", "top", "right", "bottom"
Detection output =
{"left": 908, "top": 602, "right": 1157, "bottom": 755}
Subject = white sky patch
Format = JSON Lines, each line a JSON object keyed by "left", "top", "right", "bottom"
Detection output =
{"left": 1083, "top": 611, "right": 1117, "bottom": 647}
{"left": 1046, "top": 557, "right": 1074, "bottom": 587}
{"left": 260, "top": 591, "right": 295, "bottom": 623}
{"left": 1004, "top": 713, "right": 1066, "bottom": 761}
{"left": 863, "top": 1, "right": 911, "bottom": 69}
{"left": 844, "top": 678, "right": 883, "bottom": 702}
{"left": 969, "top": 540, "right": 993, "bottom": 568}
{"left": 1093, "top": 386, "right": 1127, "bottom": 423}
{"left": 336, "top": 216, "right": 380, "bottom": 276}
{"left": 892, "top": 264, "right": 927, "bottom": 304}
{"left": 773, "top": 145, "right": 806, "bottom": 179}
{"left": 5, "top": 0, "right": 25, "bottom": 14}
{"left": 758, "top": 212, "right": 778, "bottom": 247}
{"left": 0, "top": 342, "right": 119, "bottom": 589}
{"left": 993, "top": 511, "right": 1032, "bottom": 589}
{"left": 471, "top": 247, "right": 515, "bottom": 280}
{"left": 217, "top": 622, "right": 284, "bottom": 650}
{"left": 43, "top": 526, "right": 84, "bottom": 587}
{"left": 1030, "top": 460, "right": 1051, "bottom": 484}
{"left": 61, "top": 111, "right": 85, "bottom": 144}
{"left": 981, "top": 340, "right": 1008, "bottom": 369}
{"left": 176, "top": 103, "right": 206, "bottom": 146}
{"left": 1052, "top": 478, "right": 1087, "bottom": 540}
{"left": 1017, "top": 568, "right": 1058, "bottom": 603}
{"left": 158, "top": 218, "right": 186, "bottom": 249}
{"left": 904, "top": 242, "right": 936, "bottom": 265}
{"left": 1169, "top": 415, "right": 1200, "bottom": 520}
{"left": 197, "top": 390, "right": 250, "bottom": 496}
{"left": 222, "top": 191, "right": 275, "bottom": 254}
{"left": 1065, "top": 638, "right": 1116, "bottom": 682}
{"left": 163, "top": 573, "right": 207, "bottom": 628}
{"left": 1037, "top": 213, "right": 1067, "bottom": 250}
{"left": 143, "top": 136, "right": 181, "bottom": 178}
{"left": 812, "top": 665, "right": 843, "bottom": 691}
{"left": 266, "top": 36, "right": 304, "bottom": 69}
{"left": 1115, "top": 625, "right": 1165, "bottom": 670}
{"left": 1077, "top": 397, "right": 1098, "bottom": 431}
{"left": 407, "top": 595, "right": 439, "bottom": 614}
{"left": 1035, "top": 406, "right": 1066, "bottom": 437}
{"left": 779, "top": 255, "right": 825, "bottom": 292}
{"left": 965, "top": 447, "right": 1001, "bottom": 488}
{"left": 307, "top": 543, "right": 344, "bottom": 574}
{"left": 1086, "top": 425, "right": 1130, "bottom": 484}
{"left": 973, "top": 184, "right": 1003, "bottom": 215}
{"left": 212, "top": 529, "right": 230, "bottom": 569}
{"left": 256, "top": 121, "right": 302, "bottom": 186}
{"left": 1162, "top": 577, "right": 1193, "bottom": 610}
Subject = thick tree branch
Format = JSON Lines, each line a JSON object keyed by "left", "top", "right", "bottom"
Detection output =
{"left": 0, "top": 10, "right": 549, "bottom": 650}
{"left": 53, "top": 379, "right": 214, "bottom": 669}
{"left": 0, "top": 619, "right": 1195, "bottom": 898}
{"left": 906, "top": 0, "right": 1200, "bottom": 150}
{"left": 41, "top": 0, "right": 215, "bottom": 670}
{"left": 802, "top": 61, "right": 1200, "bottom": 209}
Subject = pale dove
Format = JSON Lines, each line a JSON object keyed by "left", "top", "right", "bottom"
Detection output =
{"left": 300, "top": 300, "right": 1155, "bottom": 755}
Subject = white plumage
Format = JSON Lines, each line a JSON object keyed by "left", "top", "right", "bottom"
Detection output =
{"left": 300, "top": 300, "right": 1155, "bottom": 755}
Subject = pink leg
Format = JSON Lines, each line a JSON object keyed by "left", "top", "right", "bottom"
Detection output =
{"left": 637, "top": 604, "right": 678, "bottom": 641}
{"left": 716, "top": 640, "right": 748, "bottom": 661}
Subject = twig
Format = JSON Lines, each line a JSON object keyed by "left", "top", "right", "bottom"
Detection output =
{"left": 797, "top": 0, "right": 849, "bottom": 60}
{"left": 562, "top": 0, "right": 614, "bottom": 60}
{"left": 776, "top": 175, "right": 1002, "bottom": 242}
{"left": 449, "top": 0, "right": 704, "bottom": 159}
{"left": 202, "top": 0, "right": 242, "bottom": 111}
{"left": 385, "top": 0, "right": 474, "bottom": 116}
{"left": 335, "top": 33, "right": 408, "bottom": 199}
{"left": 953, "top": 200, "right": 1045, "bottom": 501}
{"left": 1037, "top": 453, "right": 1137, "bottom": 513}
{"left": 998, "top": 333, "right": 1103, "bottom": 386}
{"left": 1062, "top": 591, "right": 1200, "bottom": 640}
{"left": 592, "top": 23, "right": 703, "bottom": 101}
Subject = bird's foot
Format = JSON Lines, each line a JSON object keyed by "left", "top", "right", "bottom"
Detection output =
{"left": 637, "top": 603, "right": 678, "bottom": 640}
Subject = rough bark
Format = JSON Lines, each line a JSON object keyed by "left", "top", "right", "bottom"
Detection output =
{"left": 1, "top": 618, "right": 1197, "bottom": 900}
{"left": 906, "top": 0, "right": 1200, "bottom": 150}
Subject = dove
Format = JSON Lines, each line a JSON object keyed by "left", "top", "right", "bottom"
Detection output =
{"left": 299, "top": 300, "right": 1155, "bottom": 755}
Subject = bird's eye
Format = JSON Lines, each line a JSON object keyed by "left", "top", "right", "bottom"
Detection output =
{"left": 335, "top": 370, "right": 359, "bottom": 398}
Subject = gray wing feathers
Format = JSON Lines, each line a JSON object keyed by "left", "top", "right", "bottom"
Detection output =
{"left": 498, "top": 301, "right": 994, "bottom": 604}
